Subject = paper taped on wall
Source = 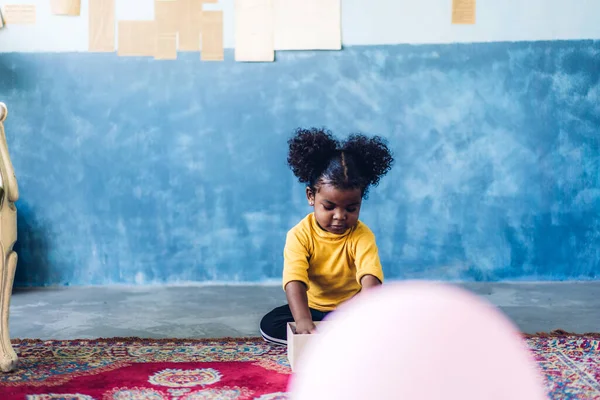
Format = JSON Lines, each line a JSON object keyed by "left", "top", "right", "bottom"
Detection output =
{"left": 89, "top": 0, "right": 115, "bottom": 52}
{"left": 155, "top": 0, "right": 180, "bottom": 35}
{"left": 118, "top": 20, "right": 157, "bottom": 57}
{"left": 178, "top": 0, "right": 203, "bottom": 51}
{"left": 234, "top": 0, "right": 274, "bottom": 62}
{"left": 50, "top": 0, "right": 80, "bottom": 16}
{"left": 1, "top": 4, "right": 36, "bottom": 24}
{"left": 155, "top": 33, "right": 178, "bottom": 60}
{"left": 200, "top": 10, "right": 224, "bottom": 61}
{"left": 452, "top": 0, "right": 476, "bottom": 24}
{"left": 273, "top": 0, "right": 341, "bottom": 51}
{"left": 154, "top": 0, "right": 180, "bottom": 60}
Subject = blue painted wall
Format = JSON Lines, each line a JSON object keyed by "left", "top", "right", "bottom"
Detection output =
{"left": 1, "top": 40, "right": 599, "bottom": 286}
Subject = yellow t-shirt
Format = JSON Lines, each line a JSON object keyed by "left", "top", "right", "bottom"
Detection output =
{"left": 282, "top": 213, "right": 384, "bottom": 312}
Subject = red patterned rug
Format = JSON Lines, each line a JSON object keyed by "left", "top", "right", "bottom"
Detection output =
{"left": 0, "top": 332, "right": 597, "bottom": 399}
{"left": 1, "top": 338, "right": 290, "bottom": 399}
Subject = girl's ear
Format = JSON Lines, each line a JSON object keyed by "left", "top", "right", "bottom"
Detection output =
{"left": 306, "top": 186, "right": 315, "bottom": 207}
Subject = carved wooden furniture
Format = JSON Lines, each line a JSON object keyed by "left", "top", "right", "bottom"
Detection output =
{"left": 0, "top": 102, "right": 19, "bottom": 373}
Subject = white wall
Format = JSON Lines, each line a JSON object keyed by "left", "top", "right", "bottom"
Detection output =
{"left": 1, "top": 0, "right": 600, "bottom": 52}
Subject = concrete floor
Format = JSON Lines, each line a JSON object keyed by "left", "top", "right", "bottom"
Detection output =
{"left": 7, "top": 282, "right": 600, "bottom": 340}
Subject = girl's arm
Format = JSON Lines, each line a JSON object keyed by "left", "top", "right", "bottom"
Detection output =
{"left": 360, "top": 274, "right": 382, "bottom": 289}
{"left": 353, "top": 274, "right": 382, "bottom": 301}
{"left": 353, "top": 225, "right": 385, "bottom": 291}
{"left": 285, "top": 281, "right": 316, "bottom": 334}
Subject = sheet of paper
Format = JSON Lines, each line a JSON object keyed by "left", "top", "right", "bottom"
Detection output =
{"left": 154, "top": 0, "right": 179, "bottom": 58}
{"left": 89, "top": 0, "right": 115, "bottom": 52}
{"left": 234, "top": 0, "right": 274, "bottom": 62}
{"left": 1, "top": 4, "right": 36, "bottom": 24}
{"left": 200, "top": 10, "right": 223, "bottom": 61}
{"left": 118, "top": 20, "right": 157, "bottom": 57}
{"left": 452, "top": 0, "right": 476, "bottom": 24}
{"left": 273, "top": 0, "right": 340, "bottom": 50}
{"left": 155, "top": 0, "right": 180, "bottom": 35}
{"left": 50, "top": 0, "right": 80, "bottom": 16}
{"left": 178, "top": 0, "right": 202, "bottom": 51}
{"left": 155, "top": 33, "right": 177, "bottom": 59}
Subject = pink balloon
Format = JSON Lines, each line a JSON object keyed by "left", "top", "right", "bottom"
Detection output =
{"left": 288, "top": 281, "right": 548, "bottom": 400}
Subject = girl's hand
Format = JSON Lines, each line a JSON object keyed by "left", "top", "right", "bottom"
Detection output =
{"left": 296, "top": 318, "right": 317, "bottom": 334}
{"left": 286, "top": 281, "right": 316, "bottom": 334}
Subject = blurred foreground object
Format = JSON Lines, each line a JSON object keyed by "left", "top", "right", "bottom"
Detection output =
{"left": 288, "top": 280, "right": 548, "bottom": 400}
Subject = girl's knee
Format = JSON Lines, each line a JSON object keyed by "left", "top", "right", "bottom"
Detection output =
{"left": 259, "top": 312, "right": 271, "bottom": 333}
{"left": 259, "top": 307, "right": 289, "bottom": 345}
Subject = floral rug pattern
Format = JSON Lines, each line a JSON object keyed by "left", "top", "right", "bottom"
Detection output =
{"left": 0, "top": 334, "right": 597, "bottom": 399}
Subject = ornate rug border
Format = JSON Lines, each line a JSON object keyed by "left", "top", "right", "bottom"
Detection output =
{"left": 10, "top": 337, "right": 270, "bottom": 345}
{"left": 9, "top": 330, "right": 600, "bottom": 345}
{"left": 522, "top": 329, "right": 600, "bottom": 338}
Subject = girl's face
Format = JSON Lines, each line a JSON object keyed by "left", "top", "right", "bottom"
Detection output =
{"left": 307, "top": 183, "right": 363, "bottom": 234}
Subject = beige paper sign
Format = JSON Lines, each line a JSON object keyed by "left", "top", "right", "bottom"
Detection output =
{"left": 89, "top": 0, "right": 115, "bottom": 52}
{"left": 2, "top": 4, "right": 36, "bottom": 24}
{"left": 178, "top": 0, "right": 203, "bottom": 51}
{"left": 200, "top": 10, "right": 223, "bottom": 61}
{"left": 273, "top": 0, "right": 340, "bottom": 50}
{"left": 155, "top": 33, "right": 178, "bottom": 60}
{"left": 234, "top": 0, "right": 274, "bottom": 62}
{"left": 155, "top": 0, "right": 180, "bottom": 35}
{"left": 452, "top": 0, "right": 476, "bottom": 24}
{"left": 50, "top": 0, "right": 80, "bottom": 16}
{"left": 118, "top": 21, "right": 157, "bottom": 57}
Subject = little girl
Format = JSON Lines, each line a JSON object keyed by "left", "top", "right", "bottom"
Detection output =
{"left": 260, "top": 127, "right": 394, "bottom": 345}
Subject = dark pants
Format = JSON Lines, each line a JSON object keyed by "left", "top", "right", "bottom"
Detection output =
{"left": 260, "top": 304, "right": 331, "bottom": 346}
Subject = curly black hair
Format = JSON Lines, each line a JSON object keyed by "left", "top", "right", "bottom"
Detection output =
{"left": 287, "top": 127, "right": 394, "bottom": 198}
